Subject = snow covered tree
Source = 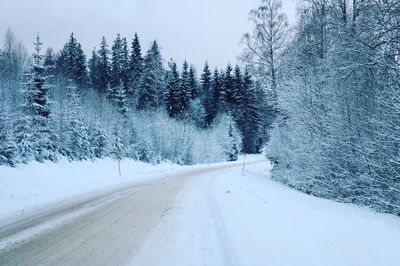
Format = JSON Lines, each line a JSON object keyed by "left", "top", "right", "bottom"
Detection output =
{"left": 188, "top": 65, "right": 198, "bottom": 99}
{"left": 235, "top": 69, "right": 261, "bottom": 153}
{"left": 200, "top": 62, "right": 213, "bottom": 127}
{"left": 110, "top": 34, "right": 129, "bottom": 89}
{"left": 66, "top": 85, "right": 92, "bottom": 161}
{"left": 137, "top": 41, "right": 164, "bottom": 110}
{"left": 148, "top": 41, "right": 165, "bottom": 106}
{"left": 223, "top": 64, "right": 235, "bottom": 107}
{"left": 180, "top": 61, "right": 191, "bottom": 110}
{"left": 88, "top": 48, "right": 100, "bottom": 90}
{"left": 242, "top": 0, "right": 288, "bottom": 100}
{"left": 129, "top": 33, "right": 143, "bottom": 99}
{"left": 57, "top": 33, "right": 88, "bottom": 87}
{"left": 113, "top": 81, "right": 129, "bottom": 123}
{"left": 90, "top": 123, "right": 108, "bottom": 159}
{"left": 165, "top": 61, "right": 182, "bottom": 118}
{"left": 227, "top": 121, "right": 239, "bottom": 161}
{"left": 0, "top": 108, "right": 17, "bottom": 166}
{"left": 97, "top": 37, "right": 111, "bottom": 93}
{"left": 23, "top": 34, "right": 57, "bottom": 162}
{"left": 43, "top": 48, "right": 56, "bottom": 79}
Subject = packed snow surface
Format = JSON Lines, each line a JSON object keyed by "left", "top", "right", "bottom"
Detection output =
{"left": 1, "top": 156, "right": 400, "bottom": 265}
{"left": 0, "top": 158, "right": 182, "bottom": 220}
{"left": 130, "top": 160, "right": 400, "bottom": 266}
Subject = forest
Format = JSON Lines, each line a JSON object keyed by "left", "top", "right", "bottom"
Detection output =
{"left": 1, "top": 0, "right": 400, "bottom": 216}
{"left": 0, "top": 31, "right": 271, "bottom": 167}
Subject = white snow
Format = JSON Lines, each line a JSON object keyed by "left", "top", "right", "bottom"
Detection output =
{"left": 130, "top": 159, "right": 400, "bottom": 266}
{"left": 0, "top": 158, "right": 181, "bottom": 221}
{"left": 2, "top": 156, "right": 400, "bottom": 265}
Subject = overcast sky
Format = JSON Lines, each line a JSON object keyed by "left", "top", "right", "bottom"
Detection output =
{"left": 0, "top": 0, "right": 297, "bottom": 68}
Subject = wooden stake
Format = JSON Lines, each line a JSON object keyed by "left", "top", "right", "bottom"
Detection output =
{"left": 242, "top": 153, "right": 247, "bottom": 176}
{"left": 118, "top": 159, "right": 121, "bottom": 177}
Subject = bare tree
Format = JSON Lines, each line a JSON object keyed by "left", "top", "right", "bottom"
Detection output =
{"left": 241, "top": 0, "right": 288, "bottom": 100}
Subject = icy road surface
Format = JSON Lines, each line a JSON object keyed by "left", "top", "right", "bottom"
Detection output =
{"left": 1, "top": 159, "right": 400, "bottom": 266}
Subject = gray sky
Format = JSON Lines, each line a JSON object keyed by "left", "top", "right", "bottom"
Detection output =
{"left": 0, "top": 0, "right": 297, "bottom": 68}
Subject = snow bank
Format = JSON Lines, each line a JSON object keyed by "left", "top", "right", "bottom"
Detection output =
{"left": 214, "top": 163, "right": 400, "bottom": 266}
{"left": 0, "top": 158, "right": 181, "bottom": 221}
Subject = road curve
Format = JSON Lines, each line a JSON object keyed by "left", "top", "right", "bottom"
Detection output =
{"left": 0, "top": 160, "right": 264, "bottom": 266}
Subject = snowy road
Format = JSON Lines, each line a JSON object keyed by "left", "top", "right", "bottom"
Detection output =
{"left": 1, "top": 159, "right": 400, "bottom": 266}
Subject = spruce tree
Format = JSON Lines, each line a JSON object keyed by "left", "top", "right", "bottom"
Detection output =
{"left": 88, "top": 48, "right": 99, "bottom": 89}
{"left": 200, "top": 62, "right": 213, "bottom": 127}
{"left": 57, "top": 33, "right": 88, "bottom": 87}
{"left": 137, "top": 41, "right": 163, "bottom": 110}
{"left": 165, "top": 61, "right": 181, "bottom": 118}
{"left": 67, "top": 85, "right": 92, "bottom": 161}
{"left": 90, "top": 123, "right": 108, "bottom": 158}
{"left": 114, "top": 81, "right": 129, "bottom": 123}
{"left": 149, "top": 41, "right": 165, "bottom": 106}
{"left": 129, "top": 33, "right": 143, "bottom": 98}
{"left": 232, "top": 65, "right": 243, "bottom": 106}
{"left": 43, "top": 48, "right": 56, "bottom": 79}
{"left": 111, "top": 34, "right": 123, "bottom": 88}
{"left": 236, "top": 69, "right": 261, "bottom": 153}
{"left": 24, "top": 34, "right": 57, "bottom": 162}
{"left": 188, "top": 65, "right": 198, "bottom": 99}
{"left": 224, "top": 64, "right": 235, "bottom": 106}
{"left": 211, "top": 68, "right": 224, "bottom": 114}
{"left": 179, "top": 61, "right": 191, "bottom": 114}
{"left": 97, "top": 37, "right": 111, "bottom": 93}
{"left": 0, "top": 108, "right": 17, "bottom": 166}
{"left": 120, "top": 37, "right": 130, "bottom": 93}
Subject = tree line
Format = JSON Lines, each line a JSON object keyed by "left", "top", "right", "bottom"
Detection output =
{"left": 0, "top": 29, "right": 271, "bottom": 167}
{"left": 244, "top": 0, "right": 400, "bottom": 215}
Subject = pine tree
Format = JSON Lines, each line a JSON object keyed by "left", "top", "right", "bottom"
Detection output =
{"left": 14, "top": 114, "right": 33, "bottom": 164}
{"left": 24, "top": 34, "right": 57, "bottom": 162}
{"left": 149, "top": 41, "right": 165, "bottom": 106}
{"left": 0, "top": 108, "right": 17, "bottom": 166}
{"left": 129, "top": 33, "right": 143, "bottom": 98}
{"left": 114, "top": 81, "right": 129, "bottom": 123}
{"left": 97, "top": 37, "right": 111, "bottom": 93}
{"left": 200, "top": 62, "right": 213, "bottom": 127}
{"left": 66, "top": 85, "right": 92, "bottom": 161}
{"left": 120, "top": 37, "right": 130, "bottom": 93}
{"left": 43, "top": 48, "right": 56, "bottom": 79}
{"left": 165, "top": 61, "right": 182, "bottom": 118}
{"left": 232, "top": 65, "right": 243, "bottom": 106}
{"left": 179, "top": 61, "right": 191, "bottom": 114}
{"left": 88, "top": 48, "right": 100, "bottom": 89}
{"left": 188, "top": 65, "right": 198, "bottom": 99}
{"left": 211, "top": 68, "right": 224, "bottom": 114}
{"left": 224, "top": 64, "right": 235, "bottom": 107}
{"left": 236, "top": 69, "right": 261, "bottom": 153}
{"left": 90, "top": 123, "right": 108, "bottom": 158}
{"left": 57, "top": 33, "right": 88, "bottom": 87}
{"left": 137, "top": 41, "right": 163, "bottom": 110}
{"left": 111, "top": 34, "right": 123, "bottom": 88}
{"left": 110, "top": 34, "right": 129, "bottom": 89}
{"left": 74, "top": 43, "right": 88, "bottom": 87}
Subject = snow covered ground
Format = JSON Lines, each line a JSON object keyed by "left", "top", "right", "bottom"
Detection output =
{"left": 1, "top": 156, "right": 400, "bottom": 265}
{"left": 130, "top": 160, "right": 400, "bottom": 266}
{"left": 0, "top": 158, "right": 183, "bottom": 221}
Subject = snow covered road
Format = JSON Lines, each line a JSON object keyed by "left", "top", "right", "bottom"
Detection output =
{"left": 1, "top": 159, "right": 400, "bottom": 265}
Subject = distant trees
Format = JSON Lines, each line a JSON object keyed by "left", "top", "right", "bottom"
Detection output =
{"left": 0, "top": 30, "right": 260, "bottom": 167}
